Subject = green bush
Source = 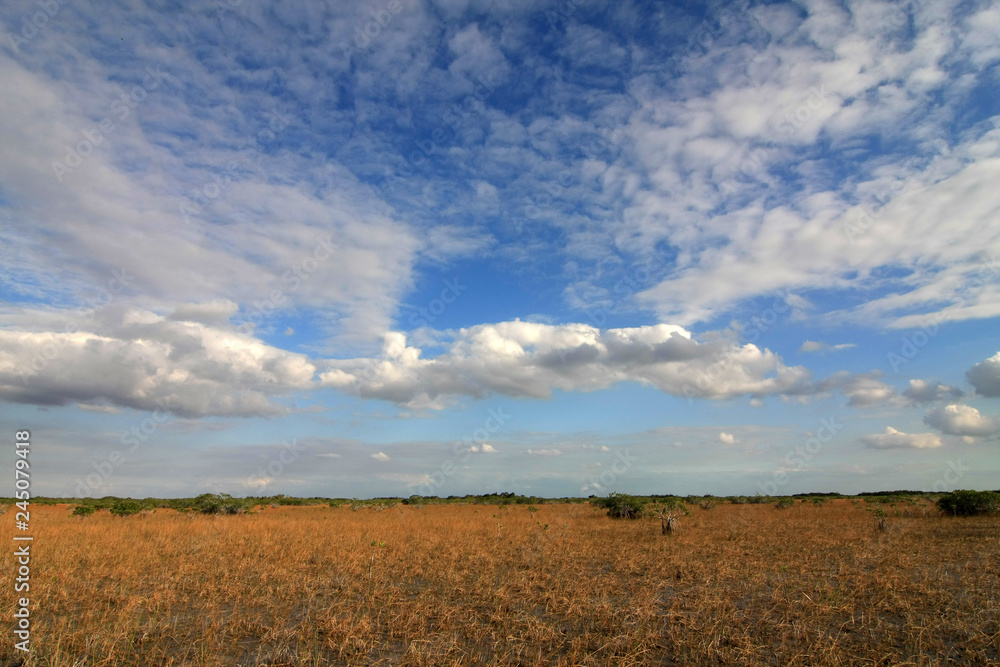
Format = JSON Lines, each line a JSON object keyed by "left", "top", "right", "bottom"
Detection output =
{"left": 71, "top": 505, "right": 96, "bottom": 517}
{"left": 194, "top": 493, "right": 255, "bottom": 515}
{"left": 591, "top": 493, "right": 645, "bottom": 519}
{"left": 774, "top": 498, "right": 795, "bottom": 510}
{"left": 109, "top": 499, "right": 145, "bottom": 517}
{"left": 936, "top": 490, "right": 1000, "bottom": 516}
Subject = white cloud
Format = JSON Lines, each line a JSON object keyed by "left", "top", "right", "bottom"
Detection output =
{"left": 370, "top": 451, "right": 391, "bottom": 462}
{"left": 0, "top": 306, "right": 316, "bottom": 418}
{"left": 3, "top": 308, "right": 891, "bottom": 417}
{"left": 468, "top": 443, "right": 496, "bottom": 453}
{"left": 0, "top": 46, "right": 424, "bottom": 344}
{"left": 526, "top": 448, "right": 561, "bottom": 456}
{"left": 168, "top": 300, "right": 240, "bottom": 326}
{"left": 903, "top": 379, "right": 964, "bottom": 404}
{"left": 76, "top": 403, "right": 118, "bottom": 414}
{"left": 861, "top": 427, "right": 942, "bottom": 449}
{"left": 812, "top": 371, "right": 900, "bottom": 407}
{"left": 924, "top": 404, "right": 998, "bottom": 437}
{"left": 587, "top": 5, "right": 1000, "bottom": 330}
{"left": 719, "top": 432, "right": 737, "bottom": 445}
{"left": 967, "top": 352, "right": 1000, "bottom": 397}
{"left": 800, "top": 340, "right": 855, "bottom": 353}
{"left": 319, "top": 321, "right": 820, "bottom": 408}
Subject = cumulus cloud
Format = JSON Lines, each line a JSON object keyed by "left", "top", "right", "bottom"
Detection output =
{"left": 468, "top": 443, "right": 496, "bottom": 453}
{"left": 526, "top": 449, "right": 561, "bottom": 457}
{"left": 799, "top": 341, "right": 855, "bottom": 354}
{"left": 966, "top": 352, "right": 1000, "bottom": 397}
{"left": 0, "top": 307, "right": 905, "bottom": 419}
{"left": 319, "top": 321, "right": 819, "bottom": 409}
{"left": 719, "top": 432, "right": 737, "bottom": 445}
{"left": 924, "top": 404, "right": 999, "bottom": 437}
{"left": 370, "top": 452, "right": 391, "bottom": 462}
{"left": 0, "top": 306, "right": 316, "bottom": 418}
{"left": 811, "top": 371, "right": 901, "bottom": 407}
{"left": 903, "top": 379, "right": 964, "bottom": 404}
{"left": 862, "top": 427, "right": 942, "bottom": 450}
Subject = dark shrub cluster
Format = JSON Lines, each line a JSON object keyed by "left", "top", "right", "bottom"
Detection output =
{"left": 591, "top": 492, "right": 645, "bottom": 519}
{"left": 936, "top": 490, "right": 1000, "bottom": 516}
{"left": 109, "top": 499, "right": 146, "bottom": 517}
{"left": 194, "top": 493, "right": 255, "bottom": 515}
{"left": 71, "top": 504, "right": 96, "bottom": 517}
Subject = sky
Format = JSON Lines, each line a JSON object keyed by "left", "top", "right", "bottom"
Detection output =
{"left": 1, "top": 0, "right": 998, "bottom": 499}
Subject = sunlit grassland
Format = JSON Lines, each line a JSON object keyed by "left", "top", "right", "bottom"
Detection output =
{"left": 2, "top": 501, "right": 998, "bottom": 665}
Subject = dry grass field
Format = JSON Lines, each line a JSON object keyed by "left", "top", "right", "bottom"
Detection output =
{"left": 2, "top": 500, "right": 998, "bottom": 666}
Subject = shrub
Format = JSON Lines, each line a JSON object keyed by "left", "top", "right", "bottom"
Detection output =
{"left": 936, "top": 490, "right": 1000, "bottom": 516}
{"left": 591, "top": 493, "right": 645, "bottom": 519}
{"left": 649, "top": 499, "right": 690, "bottom": 534}
{"left": 194, "top": 493, "right": 255, "bottom": 515}
{"left": 867, "top": 506, "right": 888, "bottom": 530}
{"left": 71, "top": 505, "right": 96, "bottom": 518}
{"left": 109, "top": 499, "right": 145, "bottom": 517}
{"left": 774, "top": 498, "right": 795, "bottom": 510}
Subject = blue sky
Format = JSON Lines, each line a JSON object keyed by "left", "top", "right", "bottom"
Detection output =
{"left": 1, "top": 0, "right": 998, "bottom": 499}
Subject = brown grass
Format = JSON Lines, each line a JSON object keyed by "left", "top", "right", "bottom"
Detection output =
{"left": 2, "top": 500, "right": 998, "bottom": 666}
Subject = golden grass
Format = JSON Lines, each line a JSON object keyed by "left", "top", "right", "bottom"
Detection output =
{"left": 2, "top": 500, "right": 998, "bottom": 665}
